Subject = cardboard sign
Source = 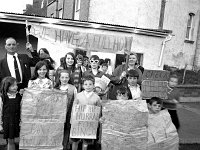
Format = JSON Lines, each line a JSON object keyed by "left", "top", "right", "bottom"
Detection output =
{"left": 101, "top": 100, "right": 148, "bottom": 150}
{"left": 70, "top": 105, "right": 101, "bottom": 139}
{"left": 143, "top": 70, "right": 170, "bottom": 81}
{"left": 148, "top": 110, "right": 179, "bottom": 150}
{"left": 19, "top": 89, "right": 68, "bottom": 150}
{"left": 142, "top": 70, "right": 170, "bottom": 99}
{"left": 142, "top": 80, "right": 169, "bottom": 99}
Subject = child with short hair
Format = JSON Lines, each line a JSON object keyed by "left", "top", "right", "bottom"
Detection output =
{"left": 71, "top": 75, "right": 101, "bottom": 150}
{"left": 147, "top": 97, "right": 178, "bottom": 147}
{"left": 148, "top": 97, "right": 163, "bottom": 114}
{"left": 116, "top": 86, "right": 131, "bottom": 100}
{"left": 100, "top": 63, "right": 108, "bottom": 74}
{"left": 0, "top": 77, "right": 22, "bottom": 150}
{"left": 163, "top": 74, "right": 180, "bottom": 130}
{"left": 84, "top": 55, "right": 111, "bottom": 99}
{"left": 126, "top": 69, "right": 142, "bottom": 99}
{"left": 54, "top": 70, "right": 77, "bottom": 150}
{"left": 108, "top": 69, "right": 142, "bottom": 100}
{"left": 83, "top": 55, "right": 104, "bottom": 78}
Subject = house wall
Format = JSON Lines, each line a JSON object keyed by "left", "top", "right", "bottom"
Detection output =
{"left": 163, "top": 0, "right": 200, "bottom": 69}
{"left": 47, "top": 1, "right": 57, "bottom": 17}
{"left": 88, "top": 0, "right": 200, "bottom": 69}
{"left": 88, "top": 0, "right": 161, "bottom": 29}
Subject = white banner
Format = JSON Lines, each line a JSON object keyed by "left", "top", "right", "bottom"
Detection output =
{"left": 30, "top": 24, "right": 133, "bottom": 54}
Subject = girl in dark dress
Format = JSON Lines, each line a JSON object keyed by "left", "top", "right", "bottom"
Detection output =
{"left": 0, "top": 77, "right": 22, "bottom": 150}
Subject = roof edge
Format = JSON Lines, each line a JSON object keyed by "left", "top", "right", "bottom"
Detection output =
{"left": 0, "top": 12, "right": 172, "bottom": 37}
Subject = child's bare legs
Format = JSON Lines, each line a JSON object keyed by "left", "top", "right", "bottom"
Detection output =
{"left": 72, "top": 141, "right": 79, "bottom": 150}
{"left": 7, "top": 139, "right": 15, "bottom": 150}
{"left": 82, "top": 140, "right": 88, "bottom": 150}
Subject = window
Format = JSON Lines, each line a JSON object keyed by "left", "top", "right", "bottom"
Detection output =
{"left": 58, "top": 9, "right": 63, "bottom": 18}
{"left": 74, "top": 0, "right": 81, "bottom": 20}
{"left": 185, "top": 13, "right": 195, "bottom": 41}
{"left": 75, "top": 0, "right": 81, "bottom": 12}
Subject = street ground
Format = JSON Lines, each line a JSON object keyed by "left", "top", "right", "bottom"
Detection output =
{"left": 0, "top": 102, "right": 200, "bottom": 150}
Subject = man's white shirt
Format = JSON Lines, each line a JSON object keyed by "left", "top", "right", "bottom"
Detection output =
{"left": 7, "top": 53, "right": 23, "bottom": 82}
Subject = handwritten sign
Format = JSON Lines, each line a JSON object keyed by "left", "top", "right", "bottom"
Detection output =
{"left": 101, "top": 100, "right": 148, "bottom": 150}
{"left": 30, "top": 24, "right": 133, "bottom": 53}
{"left": 142, "top": 80, "right": 169, "bottom": 99}
{"left": 143, "top": 70, "right": 170, "bottom": 81}
{"left": 70, "top": 105, "right": 101, "bottom": 139}
{"left": 19, "top": 89, "right": 68, "bottom": 149}
{"left": 142, "top": 70, "right": 170, "bottom": 99}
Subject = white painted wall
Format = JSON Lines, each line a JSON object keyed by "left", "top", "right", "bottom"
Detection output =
{"left": 163, "top": 0, "right": 200, "bottom": 69}
{"left": 88, "top": 0, "right": 200, "bottom": 69}
{"left": 89, "top": 0, "right": 161, "bottom": 29}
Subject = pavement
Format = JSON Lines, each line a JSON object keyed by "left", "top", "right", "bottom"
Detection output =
{"left": 178, "top": 102, "right": 200, "bottom": 144}
{"left": 0, "top": 102, "right": 200, "bottom": 150}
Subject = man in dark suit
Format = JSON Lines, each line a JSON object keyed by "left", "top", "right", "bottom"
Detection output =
{"left": 0, "top": 37, "right": 40, "bottom": 90}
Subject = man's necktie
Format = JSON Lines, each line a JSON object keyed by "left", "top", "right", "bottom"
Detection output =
{"left": 13, "top": 56, "right": 21, "bottom": 83}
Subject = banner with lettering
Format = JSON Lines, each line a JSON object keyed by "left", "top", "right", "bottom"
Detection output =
{"left": 70, "top": 105, "right": 101, "bottom": 139}
{"left": 142, "top": 70, "right": 170, "bottom": 99}
{"left": 19, "top": 89, "right": 68, "bottom": 150}
{"left": 101, "top": 100, "right": 148, "bottom": 150}
{"left": 30, "top": 24, "right": 133, "bottom": 54}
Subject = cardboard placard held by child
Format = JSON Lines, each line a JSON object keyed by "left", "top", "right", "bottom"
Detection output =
{"left": 147, "top": 109, "right": 179, "bottom": 150}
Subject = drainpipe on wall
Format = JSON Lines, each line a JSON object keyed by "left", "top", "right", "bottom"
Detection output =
{"left": 192, "top": 11, "right": 200, "bottom": 70}
{"left": 158, "top": 34, "right": 173, "bottom": 67}
{"left": 56, "top": 0, "right": 59, "bottom": 18}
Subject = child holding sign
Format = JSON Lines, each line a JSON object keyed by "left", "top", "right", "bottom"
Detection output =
{"left": 54, "top": 69, "right": 77, "bottom": 150}
{"left": 109, "top": 69, "right": 142, "bottom": 100}
{"left": 147, "top": 97, "right": 179, "bottom": 149}
{"left": 0, "top": 77, "right": 22, "bottom": 150}
{"left": 71, "top": 75, "right": 101, "bottom": 150}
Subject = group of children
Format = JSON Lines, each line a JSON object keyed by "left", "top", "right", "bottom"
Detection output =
{"left": 0, "top": 54, "right": 180, "bottom": 150}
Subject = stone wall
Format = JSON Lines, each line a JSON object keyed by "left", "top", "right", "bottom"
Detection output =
{"left": 176, "top": 85, "right": 200, "bottom": 102}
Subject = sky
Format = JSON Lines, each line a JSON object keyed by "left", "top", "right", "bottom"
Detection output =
{"left": 0, "top": 0, "right": 33, "bottom": 13}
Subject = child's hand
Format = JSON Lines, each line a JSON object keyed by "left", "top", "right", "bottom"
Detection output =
{"left": 19, "top": 89, "right": 25, "bottom": 95}
{"left": 120, "top": 71, "right": 126, "bottom": 80}
{"left": 40, "top": 53, "right": 50, "bottom": 59}
{"left": 26, "top": 42, "right": 34, "bottom": 52}
{"left": 99, "top": 117, "right": 105, "bottom": 124}
{"left": 0, "top": 125, "right": 3, "bottom": 132}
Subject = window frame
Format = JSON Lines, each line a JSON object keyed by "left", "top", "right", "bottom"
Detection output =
{"left": 75, "top": 0, "right": 81, "bottom": 12}
{"left": 185, "top": 13, "right": 195, "bottom": 43}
